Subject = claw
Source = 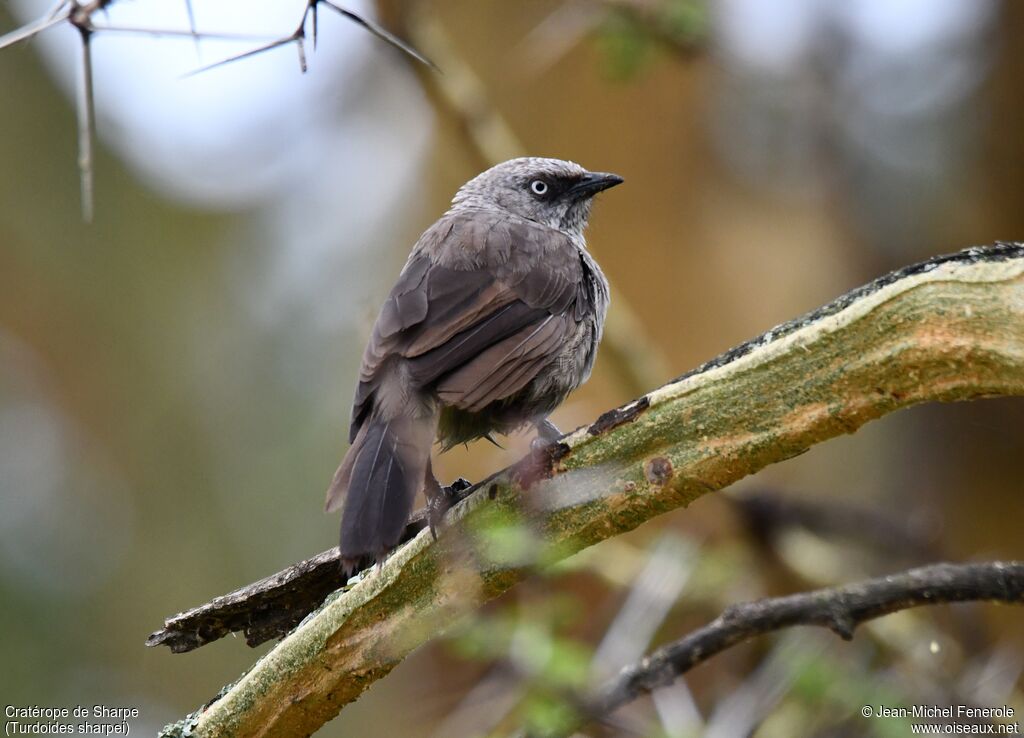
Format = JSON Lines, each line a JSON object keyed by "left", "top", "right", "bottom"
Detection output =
{"left": 427, "top": 499, "right": 443, "bottom": 541}
{"left": 425, "top": 477, "right": 473, "bottom": 542}
{"left": 447, "top": 477, "right": 473, "bottom": 494}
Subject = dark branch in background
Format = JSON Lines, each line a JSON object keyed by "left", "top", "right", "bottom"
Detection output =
{"left": 731, "top": 489, "right": 943, "bottom": 561}
{"left": 0, "top": 0, "right": 433, "bottom": 220}
{"left": 540, "top": 562, "right": 1024, "bottom": 738}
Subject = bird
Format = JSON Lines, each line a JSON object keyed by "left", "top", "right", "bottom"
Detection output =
{"left": 325, "top": 157, "right": 623, "bottom": 571}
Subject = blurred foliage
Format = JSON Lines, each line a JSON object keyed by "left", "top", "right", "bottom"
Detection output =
{"left": 596, "top": 0, "right": 707, "bottom": 80}
{"left": 597, "top": 10, "right": 657, "bottom": 80}
{"left": 1, "top": 0, "right": 1023, "bottom": 736}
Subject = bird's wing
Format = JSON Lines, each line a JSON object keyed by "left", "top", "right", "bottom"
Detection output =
{"left": 350, "top": 211, "right": 587, "bottom": 438}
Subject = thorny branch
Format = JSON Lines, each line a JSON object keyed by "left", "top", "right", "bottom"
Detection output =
{"left": 0, "top": 0, "right": 431, "bottom": 220}
{"left": 548, "top": 562, "right": 1024, "bottom": 738}
{"left": 731, "top": 489, "right": 943, "bottom": 561}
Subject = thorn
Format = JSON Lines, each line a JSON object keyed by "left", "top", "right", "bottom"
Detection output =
{"left": 0, "top": 8, "right": 71, "bottom": 52}
{"left": 826, "top": 604, "right": 856, "bottom": 641}
{"left": 311, "top": 1, "right": 318, "bottom": 51}
{"left": 183, "top": 0, "right": 200, "bottom": 58}
{"left": 320, "top": 0, "right": 437, "bottom": 70}
{"left": 296, "top": 34, "right": 307, "bottom": 73}
{"left": 182, "top": 35, "right": 295, "bottom": 77}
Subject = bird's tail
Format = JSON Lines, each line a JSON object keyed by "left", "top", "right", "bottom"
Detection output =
{"left": 325, "top": 415, "right": 434, "bottom": 570}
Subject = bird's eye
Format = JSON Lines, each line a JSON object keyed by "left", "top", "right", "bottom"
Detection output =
{"left": 530, "top": 180, "right": 549, "bottom": 196}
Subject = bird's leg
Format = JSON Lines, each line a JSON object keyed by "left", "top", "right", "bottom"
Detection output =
{"left": 423, "top": 459, "right": 445, "bottom": 541}
{"left": 531, "top": 418, "right": 562, "bottom": 451}
{"left": 424, "top": 463, "right": 474, "bottom": 540}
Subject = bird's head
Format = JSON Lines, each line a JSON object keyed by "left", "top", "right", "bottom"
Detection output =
{"left": 450, "top": 157, "right": 623, "bottom": 237}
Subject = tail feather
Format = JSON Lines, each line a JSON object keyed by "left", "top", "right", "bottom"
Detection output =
{"left": 325, "top": 422, "right": 367, "bottom": 514}
{"left": 327, "top": 416, "right": 433, "bottom": 567}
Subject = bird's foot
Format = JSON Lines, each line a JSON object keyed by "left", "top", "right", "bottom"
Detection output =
{"left": 531, "top": 419, "right": 562, "bottom": 451}
{"left": 426, "top": 477, "right": 473, "bottom": 541}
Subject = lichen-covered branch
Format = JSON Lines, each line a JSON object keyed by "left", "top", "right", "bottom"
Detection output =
{"left": 546, "top": 561, "right": 1024, "bottom": 738}
{"left": 161, "top": 243, "right": 1024, "bottom": 738}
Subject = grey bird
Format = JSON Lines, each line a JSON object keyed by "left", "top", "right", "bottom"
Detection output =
{"left": 325, "top": 157, "right": 623, "bottom": 569}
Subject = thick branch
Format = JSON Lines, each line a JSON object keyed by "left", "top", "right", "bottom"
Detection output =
{"left": 160, "top": 243, "right": 1024, "bottom": 738}
{"left": 555, "top": 561, "right": 1024, "bottom": 737}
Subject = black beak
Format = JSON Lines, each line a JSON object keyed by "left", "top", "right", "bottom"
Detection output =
{"left": 570, "top": 171, "right": 624, "bottom": 198}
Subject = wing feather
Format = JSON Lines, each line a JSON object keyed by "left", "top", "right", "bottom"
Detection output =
{"left": 436, "top": 314, "right": 568, "bottom": 411}
{"left": 349, "top": 210, "right": 586, "bottom": 438}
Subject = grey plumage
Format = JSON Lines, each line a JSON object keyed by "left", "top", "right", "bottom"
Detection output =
{"left": 326, "top": 157, "right": 622, "bottom": 569}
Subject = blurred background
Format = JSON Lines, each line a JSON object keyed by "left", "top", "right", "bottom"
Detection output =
{"left": 1, "top": 0, "right": 1022, "bottom": 735}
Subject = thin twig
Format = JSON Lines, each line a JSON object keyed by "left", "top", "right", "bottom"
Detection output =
{"left": 0, "top": 8, "right": 71, "bottom": 51}
{"left": 182, "top": 0, "right": 199, "bottom": 55}
{"left": 310, "top": 0, "right": 318, "bottom": 50}
{"left": 74, "top": 25, "right": 95, "bottom": 222}
{"left": 66, "top": 0, "right": 114, "bottom": 222}
{"left": 183, "top": 32, "right": 302, "bottom": 77}
{"left": 562, "top": 562, "right": 1024, "bottom": 737}
{"left": 88, "top": 25, "right": 273, "bottom": 41}
{"left": 320, "top": 0, "right": 435, "bottom": 69}
{"left": 183, "top": 0, "right": 432, "bottom": 78}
